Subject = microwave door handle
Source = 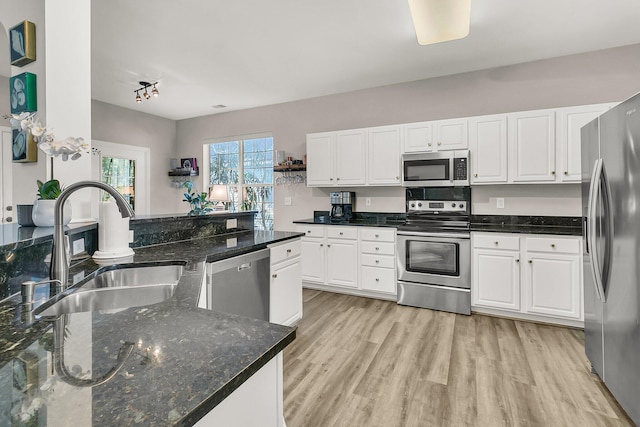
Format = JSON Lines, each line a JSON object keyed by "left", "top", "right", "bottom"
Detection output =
{"left": 450, "top": 158, "right": 454, "bottom": 183}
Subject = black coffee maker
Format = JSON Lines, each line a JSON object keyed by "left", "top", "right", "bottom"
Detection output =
{"left": 330, "top": 191, "right": 355, "bottom": 222}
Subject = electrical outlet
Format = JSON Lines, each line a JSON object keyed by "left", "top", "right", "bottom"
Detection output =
{"left": 72, "top": 238, "right": 85, "bottom": 255}
{"left": 226, "top": 237, "right": 238, "bottom": 248}
{"left": 129, "top": 230, "right": 134, "bottom": 243}
{"left": 226, "top": 218, "right": 237, "bottom": 229}
{"left": 284, "top": 197, "right": 292, "bottom": 206}
{"left": 496, "top": 198, "right": 505, "bottom": 209}
{"left": 365, "top": 197, "right": 372, "bottom": 206}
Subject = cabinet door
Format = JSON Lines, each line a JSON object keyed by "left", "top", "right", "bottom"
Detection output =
{"left": 270, "top": 257, "right": 302, "bottom": 326}
{"left": 469, "top": 115, "right": 508, "bottom": 184}
{"left": 335, "top": 130, "right": 366, "bottom": 186}
{"left": 326, "top": 239, "right": 358, "bottom": 288}
{"left": 435, "top": 118, "right": 468, "bottom": 150}
{"left": 556, "top": 105, "right": 608, "bottom": 183}
{"left": 368, "top": 126, "right": 401, "bottom": 185}
{"left": 472, "top": 249, "right": 520, "bottom": 311}
{"left": 524, "top": 253, "right": 581, "bottom": 319}
{"left": 306, "top": 132, "right": 335, "bottom": 186}
{"left": 508, "top": 111, "right": 556, "bottom": 182}
{"left": 403, "top": 121, "right": 434, "bottom": 153}
{"left": 300, "top": 238, "right": 325, "bottom": 283}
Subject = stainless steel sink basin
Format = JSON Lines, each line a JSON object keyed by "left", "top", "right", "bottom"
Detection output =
{"left": 35, "top": 264, "right": 184, "bottom": 318}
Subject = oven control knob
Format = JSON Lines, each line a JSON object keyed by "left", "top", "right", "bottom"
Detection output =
{"left": 459, "top": 203, "right": 464, "bottom": 209}
{"left": 451, "top": 203, "right": 456, "bottom": 208}
{"left": 410, "top": 203, "right": 416, "bottom": 208}
{"left": 418, "top": 202, "right": 422, "bottom": 207}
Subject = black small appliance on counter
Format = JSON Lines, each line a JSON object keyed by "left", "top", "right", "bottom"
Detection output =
{"left": 329, "top": 191, "right": 355, "bottom": 222}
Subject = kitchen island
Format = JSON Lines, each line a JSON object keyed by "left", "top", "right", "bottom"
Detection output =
{"left": 0, "top": 229, "right": 301, "bottom": 426}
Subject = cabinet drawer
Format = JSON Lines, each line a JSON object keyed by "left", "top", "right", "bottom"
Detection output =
{"left": 361, "top": 266, "right": 397, "bottom": 294}
{"left": 326, "top": 226, "right": 358, "bottom": 240}
{"left": 360, "top": 241, "right": 395, "bottom": 256}
{"left": 359, "top": 228, "right": 395, "bottom": 242}
{"left": 361, "top": 253, "right": 395, "bottom": 269}
{"left": 297, "top": 225, "right": 325, "bottom": 238}
{"left": 270, "top": 239, "right": 301, "bottom": 264}
{"left": 473, "top": 234, "right": 519, "bottom": 250}
{"left": 526, "top": 237, "right": 580, "bottom": 254}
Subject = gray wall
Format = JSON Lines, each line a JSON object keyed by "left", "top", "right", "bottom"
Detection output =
{"left": 176, "top": 44, "right": 640, "bottom": 230}
{"left": 91, "top": 100, "right": 180, "bottom": 214}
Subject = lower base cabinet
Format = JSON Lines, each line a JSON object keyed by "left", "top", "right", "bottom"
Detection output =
{"left": 297, "top": 225, "right": 397, "bottom": 299}
{"left": 471, "top": 232, "right": 583, "bottom": 326}
{"left": 194, "top": 353, "right": 285, "bottom": 427}
{"left": 269, "top": 239, "right": 303, "bottom": 326}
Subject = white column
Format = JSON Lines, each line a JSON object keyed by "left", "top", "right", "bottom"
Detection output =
{"left": 45, "top": 0, "right": 93, "bottom": 220}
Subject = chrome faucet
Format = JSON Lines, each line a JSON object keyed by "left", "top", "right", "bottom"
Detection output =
{"left": 51, "top": 181, "right": 135, "bottom": 293}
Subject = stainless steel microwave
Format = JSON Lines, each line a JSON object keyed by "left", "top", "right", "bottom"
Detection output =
{"left": 402, "top": 150, "right": 469, "bottom": 187}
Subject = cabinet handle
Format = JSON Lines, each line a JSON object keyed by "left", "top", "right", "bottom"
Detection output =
{"left": 286, "top": 249, "right": 292, "bottom": 253}
{"left": 474, "top": 173, "right": 478, "bottom": 177}
{"left": 396, "top": 176, "right": 399, "bottom": 180}
{"left": 516, "top": 259, "right": 520, "bottom": 263}
{"left": 327, "top": 244, "right": 331, "bottom": 248}
{"left": 339, "top": 232, "right": 343, "bottom": 236}
{"left": 529, "top": 260, "right": 533, "bottom": 263}
{"left": 375, "top": 278, "right": 380, "bottom": 282}
{"left": 307, "top": 230, "right": 311, "bottom": 234}
{"left": 437, "top": 142, "right": 442, "bottom": 146}
{"left": 551, "top": 171, "right": 556, "bottom": 175}
{"left": 272, "top": 274, "right": 278, "bottom": 278}
{"left": 494, "top": 241, "right": 499, "bottom": 245}
{"left": 330, "top": 178, "right": 334, "bottom": 181}
{"left": 428, "top": 143, "right": 432, "bottom": 147}
{"left": 337, "top": 177, "right": 340, "bottom": 181}
{"left": 551, "top": 243, "right": 556, "bottom": 248}
{"left": 375, "top": 234, "right": 379, "bottom": 238}
{"left": 375, "top": 247, "right": 380, "bottom": 251}
{"left": 564, "top": 171, "right": 568, "bottom": 175}
{"left": 375, "top": 260, "right": 380, "bottom": 264}
{"left": 320, "top": 244, "right": 324, "bottom": 247}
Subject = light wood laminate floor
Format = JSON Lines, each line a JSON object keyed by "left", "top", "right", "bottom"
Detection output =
{"left": 283, "top": 289, "right": 634, "bottom": 427}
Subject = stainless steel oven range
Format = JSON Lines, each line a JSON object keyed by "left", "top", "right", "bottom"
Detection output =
{"left": 397, "top": 187, "right": 471, "bottom": 315}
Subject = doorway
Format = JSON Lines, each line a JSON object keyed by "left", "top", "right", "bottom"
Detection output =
{"left": 1, "top": 126, "right": 13, "bottom": 224}
{"left": 91, "top": 140, "right": 150, "bottom": 215}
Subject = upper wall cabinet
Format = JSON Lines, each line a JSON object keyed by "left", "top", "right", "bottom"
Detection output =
{"left": 306, "top": 129, "right": 367, "bottom": 187}
{"left": 367, "top": 125, "right": 401, "bottom": 186}
{"left": 402, "top": 118, "right": 468, "bottom": 153}
{"left": 469, "top": 114, "right": 508, "bottom": 184}
{"left": 508, "top": 110, "right": 557, "bottom": 182}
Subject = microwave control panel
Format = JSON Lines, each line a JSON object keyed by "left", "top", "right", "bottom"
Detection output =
{"left": 453, "top": 158, "right": 468, "bottom": 180}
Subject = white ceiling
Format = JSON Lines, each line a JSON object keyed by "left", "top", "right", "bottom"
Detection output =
{"left": 91, "top": 0, "right": 640, "bottom": 121}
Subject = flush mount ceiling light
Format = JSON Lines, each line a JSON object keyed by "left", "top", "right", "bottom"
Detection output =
{"left": 133, "top": 81, "right": 159, "bottom": 103}
{"left": 408, "top": 0, "right": 471, "bottom": 45}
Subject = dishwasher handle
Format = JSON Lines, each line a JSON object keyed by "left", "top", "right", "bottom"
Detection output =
{"left": 238, "top": 262, "right": 252, "bottom": 271}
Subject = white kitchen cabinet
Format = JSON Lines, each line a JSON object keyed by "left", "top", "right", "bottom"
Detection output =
{"left": 472, "top": 235, "right": 521, "bottom": 311}
{"left": 471, "top": 232, "right": 583, "bottom": 326}
{"left": 556, "top": 104, "right": 612, "bottom": 182}
{"left": 359, "top": 227, "right": 396, "bottom": 295}
{"left": 508, "top": 110, "right": 556, "bottom": 182}
{"left": 299, "top": 226, "right": 326, "bottom": 283}
{"left": 306, "top": 132, "right": 335, "bottom": 186}
{"left": 469, "top": 114, "right": 508, "bottom": 184}
{"left": 306, "top": 130, "right": 366, "bottom": 186}
{"left": 523, "top": 236, "right": 581, "bottom": 320}
{"left": 402, "top": 118, "right": 467, "bottom": 153}
{"left": 326, "top": 237, "right": 359, "bottom": 288}
{"left": 367, "top": 125, "right": 401, "bottom": 186}
{"left": 269, "top": 239, "right": 302, "bottom": 326}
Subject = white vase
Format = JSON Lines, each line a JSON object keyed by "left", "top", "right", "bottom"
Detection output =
{"left": 32, "top": 199, "right": 72, "bottom": 227}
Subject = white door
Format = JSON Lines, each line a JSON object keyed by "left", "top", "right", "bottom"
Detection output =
{"left": 1, "top": 127, "right": 13, "bottom": 224}
{"left": 326, "top": 239, "right": 358, "bottom": 288}
{"left": 403, "top": 121, "right": 434, "bottom": 153}
{"left": 472, "top": 249, "right": 521, "bottom": 311}
{"left": 469, "top": 115, "right": 508, "bottom": 184}
{"left": 367, "top": 125, "right": 401, "bottom": 186}
{"left": 92, "top": 140, "right": 150, "bottom": 216}
{"left": 508, "top": 111, "right": 556, "bottom": 182}
{"left": 306, "top": 133, "right": 334, "bottom": 186}
{"left": 335, "top": 130, "right": 366, "bottom": 186}
{"left": 300, "top": 238, "right": 325, "bottom": 283}
{"left": 524, "top": 253, "right": 581, "bottom": 319}
{"left": 435, "top": 118, "right": 468, "bottom": 150}
{"left": 270, "top": 257, "right": 302, "bottom": 325}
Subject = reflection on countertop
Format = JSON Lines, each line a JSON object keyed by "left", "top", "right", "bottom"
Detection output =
{"left": 470, "top": 215, "right": 582, "bottom": 236}
{"left": 294, "top": 212, "right": 406, "bottom": 228}
{"left": 0, "top": 229, "right": 301, "bottom": 426}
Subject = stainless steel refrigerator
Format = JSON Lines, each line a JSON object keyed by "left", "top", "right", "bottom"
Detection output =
{"left": 582, "top": 92, "right": 640, "bottom": 425}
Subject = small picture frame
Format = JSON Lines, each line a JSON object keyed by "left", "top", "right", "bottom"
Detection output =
{"left": 9, "top": 20, "right": 36, "bottom": 67}
{"left": 12, "top": 128, "right": 37, "bottom": 163}
{"left": 181, "top": 157, "right": 198, "bottom": 172}
{"left": 10, "top": 72, "right": 37, "bottom": 114}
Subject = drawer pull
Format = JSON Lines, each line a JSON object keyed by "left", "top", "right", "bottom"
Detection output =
{"left": 375, "top": 260, "right": 380, "bottom": 264}
{"left": 327, "top": 244, "right": 331, "bottom": 248}
{"left": 375, "top": 278, "right": 380, "bottom": 282}
{"left": 272, "top": 274, "right": 278, "bottom": 278}
{"left": 494, "top": 241, "right": 499, "bottom": 245}
{"left": 437, "top": 142, "right": 442, "bottom": 146}
{"left": 339, "top": 232, "right": 343, "bottom": 236}
{"left": 551, "top": 243, "right": 556, "bottom": 248}
{"left": 551, "top": 171, "right": 556, "bottom": 175}
{"left": 528, "top": 260, "right": 533, "bottom": 264}
{"left": 337, "top": 177, "right": 340, "bottom": 181}
{"left": 330, "top": 178, "right": 334, "bottom": 181}
{"left": 474, "top": 173, "right": 478, "bottom": 177}
{"left": 516, "top": 259, "right": 520, "bottom": 263}
{"left": 375, "top": 247, "right": 380, "bottom": 251}
{"left": 428, "top": 142, "right": 432, "bottom": 147}
{"left": 320, "top": 244, "right": 324, "bottom": 247}
{"left": 286, "top": 249, "right": 292, "bottom": 253}
{"left": 564, "top": 171, "right": 568, "bottom": 175}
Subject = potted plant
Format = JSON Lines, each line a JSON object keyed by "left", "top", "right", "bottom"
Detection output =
{"left": 31, "top": 179, "right": 72, "bottom": 227}
{"left": 182, "top": 181, "right": 215, "bottom": 215}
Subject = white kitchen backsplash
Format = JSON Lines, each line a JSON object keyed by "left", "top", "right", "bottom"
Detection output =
{"left": 471, "top": 184, "right": 581, "bottom": 216}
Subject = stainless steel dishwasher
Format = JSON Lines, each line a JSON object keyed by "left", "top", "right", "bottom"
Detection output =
{"left": 206, "top": 249, "right": 270, "bottom": 321}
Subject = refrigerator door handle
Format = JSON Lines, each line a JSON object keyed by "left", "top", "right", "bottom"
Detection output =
{"left": 587, "top": 158, "right": 607, "bottom": 303}
{"left": 600, "top": 160, "right": 614, "bottom": 299}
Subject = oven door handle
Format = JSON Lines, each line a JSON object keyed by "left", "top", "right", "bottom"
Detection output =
{"left": 397, "top": 231, "right": 470, "bottom": 239}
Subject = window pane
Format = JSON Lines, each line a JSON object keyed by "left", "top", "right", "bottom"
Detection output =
{"left": 101, "top": 157, "right": 135, "bottom": 211}
{"left": 209, "top": 141, "right": 239, "bottom": 185}
{"left": 242, "top": 186, "right": 273, "bottom": 231}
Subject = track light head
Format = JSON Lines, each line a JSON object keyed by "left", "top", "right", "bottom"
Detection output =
{"left": 133, "top": 80, "right": 160, "bottom": 103}
{"left": 143, "top": 90, "right": 150, "bottom": 100}
{"left": 135, "top": 91, "right": 142, "bottom": 103}
{"left": 152, "top": 84, "right": 159, "bottom": 97}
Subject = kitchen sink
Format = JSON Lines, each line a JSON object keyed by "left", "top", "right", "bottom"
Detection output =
{"left": 35, "top": 264, "right": 184, "bottom": 318}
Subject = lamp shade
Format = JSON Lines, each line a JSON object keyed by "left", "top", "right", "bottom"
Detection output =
{"left": 209, "top": 185, "right": 230, "bottom": 202}
{"left": 408, "top": 0, "right": 471, "bottom": 45}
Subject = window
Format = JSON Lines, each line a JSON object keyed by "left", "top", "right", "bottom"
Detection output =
{"left": 208, "top": 136, "right": 274, "bottom": 230}
{"left": 101, "top": 156, "right": 136, "bottom": 211}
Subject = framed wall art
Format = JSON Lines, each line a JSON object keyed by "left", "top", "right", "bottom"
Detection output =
{"left": 10, "top": 72, "right": 37, "bottom": 114}
{"left": 9, "top": 20, "right": 36, "bottom": 67}
{"left": 12, "top": 128, "right": 37, "bottom": 163}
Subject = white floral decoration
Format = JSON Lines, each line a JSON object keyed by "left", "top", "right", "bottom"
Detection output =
{"left": 10, "top": 112, "right": 89, "bottom": 161}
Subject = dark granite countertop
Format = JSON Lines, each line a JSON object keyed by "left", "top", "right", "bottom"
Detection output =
{"left": 131, "top": 210, "right": 257, "bottom": 224}
{"left": 293, "top": 212, "right": 406, "bottom": 228}
{"left": 0, "top": 230, "right": 302, "bottom": 426}
{"left": 470, "top": 215, "right": 582, "bottom": 236}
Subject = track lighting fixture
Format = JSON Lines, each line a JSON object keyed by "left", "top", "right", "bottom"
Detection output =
{"left": 133, "top": 81, "right": 159, "bottom": 103}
